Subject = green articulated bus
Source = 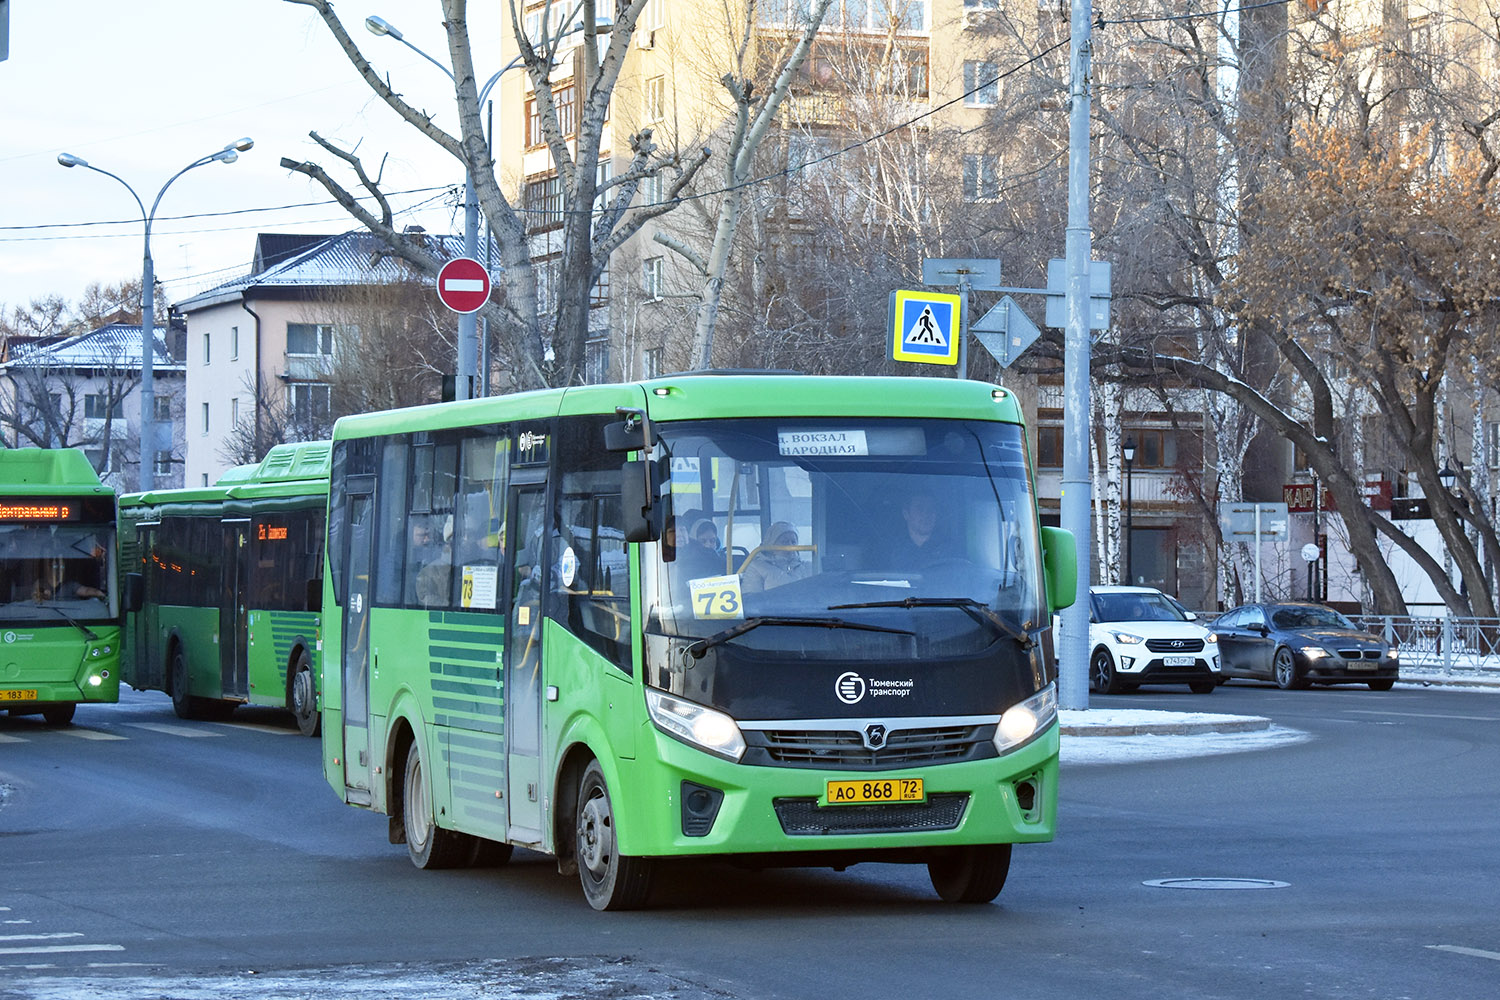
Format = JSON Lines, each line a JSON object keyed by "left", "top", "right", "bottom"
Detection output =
{"left": 119, "top": 440, "right": 330, "bottom": 735}
{"left": 0, "top": 448, "right": 121, "bottom": 726}
{"left": 322, "top": 374, "right": 1076, "bottom": 909}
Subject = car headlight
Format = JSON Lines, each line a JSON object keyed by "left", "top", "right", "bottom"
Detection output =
{"left": 994, "top": 683, "right": 1058, "bottom": 755}
{"left": 645, "top": 688, "right": 746, "bottom": 762}
{"left": 1204, "top": 633, "right": 1218, "bottom": 644}
{"left": 1300, "top": 645, "right": 1330, "bottom": 659}
{"left": 1109, "top": 631, "right": 1144, "bottom": 645}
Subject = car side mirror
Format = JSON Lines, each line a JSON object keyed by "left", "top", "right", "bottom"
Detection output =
{"left": 1251, "top": 623, "right": 1269, "bottom": 635}
{"left": 1183, "top": 610, "right": 1198, "bottom": 621}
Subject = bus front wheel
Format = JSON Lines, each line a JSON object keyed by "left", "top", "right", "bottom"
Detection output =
{"left": 576, "top": 760, "right": 653, "bottom": 910}
{"left": 289, "top": 650, "right": 319, "bottom": 737}
{"left": 928, "top": 843, "right": 1012, "bottom": 903}
{"left": 402, "top": 740, "right": 469, "bottom": 869}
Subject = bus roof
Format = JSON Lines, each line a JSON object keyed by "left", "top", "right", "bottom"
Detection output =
{"left": 330, "top": 374, "right": 1026, "bottom": 440}
{"left": 0, "top": 447, "right": 110, "bottom": 496}
{"left": 120, "top": 440, "right": 330, "bottom": 511}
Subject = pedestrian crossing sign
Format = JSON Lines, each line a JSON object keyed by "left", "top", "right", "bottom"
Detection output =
{"left": 890, "top": 290, "right": 961, "bottom": 365}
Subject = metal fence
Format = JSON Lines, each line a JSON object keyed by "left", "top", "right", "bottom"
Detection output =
{"left": 1349, "top": 615, "right": 1500, "bottom": 679}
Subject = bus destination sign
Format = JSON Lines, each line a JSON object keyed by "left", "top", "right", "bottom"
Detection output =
{"left": 0, "top": 501, "right": 78, "bottom": 521}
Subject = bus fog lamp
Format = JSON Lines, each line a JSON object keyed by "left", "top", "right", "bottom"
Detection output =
{"left": 88, "top": 674, "right": 103, "bottom": 687}
{"left": 646, "top": 688, "right": 746, "bottom": 761}
{"left": 994, "top": 683, "right": 1057, "bottom": 755}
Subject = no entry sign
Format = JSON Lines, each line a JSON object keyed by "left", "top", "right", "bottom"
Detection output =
{"left": 436, "top": 257, "right": 491, "bottom": 314}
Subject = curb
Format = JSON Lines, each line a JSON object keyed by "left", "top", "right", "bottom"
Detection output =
{"left": 1399, "top": 674, "right": 1500, "bottom": 689}
{"left": 1060, "top": 715, "right": 1272, "bottom": 738}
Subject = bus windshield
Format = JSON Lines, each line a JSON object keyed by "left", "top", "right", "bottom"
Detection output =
{"left": 644, "top": 417, "right": 1043, "bottom": 658}
{"left": 0, "top": 522, "right": 117, "bottom": 622}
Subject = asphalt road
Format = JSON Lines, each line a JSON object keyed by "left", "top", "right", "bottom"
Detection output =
{"left": 1, "top": 682, "right": 1497, "bottom": 999}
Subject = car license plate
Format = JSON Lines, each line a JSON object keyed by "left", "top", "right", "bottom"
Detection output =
{"left": 1163, "top": 655, "right": 1195, "bottom": 667}
{"left": 826, "top": 777, "right": 924, "bottom": 805}
{"left": 1, "top": 689, "right": 38, "bottom": 702}
{"left": 1346, "top": 663, "right": 1376, "bottom": 671}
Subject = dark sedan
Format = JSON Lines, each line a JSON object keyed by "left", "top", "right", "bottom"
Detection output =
{"left": 1210, "top": 602, "right": 1398, "bottom": 691}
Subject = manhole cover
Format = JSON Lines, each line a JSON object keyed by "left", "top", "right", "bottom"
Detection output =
{"left": 1144, "top": 877, "right": 1290, "bottom": 890}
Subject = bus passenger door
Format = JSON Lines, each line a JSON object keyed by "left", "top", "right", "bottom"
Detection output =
{"left": 340, "top": 488, "right": 376, "bottom": 802}
{"left": 220, "top": 519, "right": 251, "bottom": 700}
{"left": 504, "top": 483, "right": 546, "bottom": 841}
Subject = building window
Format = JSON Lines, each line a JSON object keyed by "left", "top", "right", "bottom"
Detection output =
{"left": 201, "top": 473, "right": 210, "bottom": 486}
{"left": 151, "top": 451, "right": 169, "bottom": 476}
{"left": 591, "top": 264, "right": 611, "bottom": 307}
{"left": 202, "top": 332, "right": 211, "bottom": 364}
{"left": 642, "top": 171, "right": 664, "bottom": 206}
{"left": 154, "top": 395, "right": 172, "bottom": 422}
{"left": 1036, "top": 427, "right": 1062, "bottom": 468}
{"left": 642, "top": 347, "right": 662, "bottom": 379}
{"left": 287, "top": 382, "right": 331, "bottom": 433}
{"left": 642, "top": 257, "right": 664, "bottom": 300}
{"left": 963, "top": 60, "right": 1000, "bottom": 107}
{"left": 524, "top": 173, "right": 565, "bottom": 232}
{"left": 230, "top": 325, "right": 239, "bottom": 360}
{"left": 84, "top": 394, "right": 124, "bottom": 420}
{"left": 643, "top": 0, "right": 664, "bottom": 30}
{"left": 644, "top": 75, "right": 665, "bottom": 122}
{"left": 584, "top": 336, "right": 609, "bottom": 384}
{"left": 286, "top": 323, "right": 334, "bottom": 356}
{"left": 964, "top": 0, "right": 1000, "bottom": 9}
{"left": 201, "top": 402, "right": 210, "bottom": 435}
{"left": 231, "top": 397, "right": 240, "bottom": 428}
{"left": 963, "top": 153, "right": 1000, "bottom": 201}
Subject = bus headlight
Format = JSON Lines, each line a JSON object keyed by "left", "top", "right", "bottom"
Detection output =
{"left": 645, "top": 689, "right": 746, "bottom": 762}
{"left": 994, "top": 682, "right": 1058, "bottom": 755}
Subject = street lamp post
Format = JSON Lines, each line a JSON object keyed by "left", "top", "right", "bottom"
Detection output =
{"left": 366, "top": 11, "right": 608, "bottom": 399}
{"left": 1122, "top": 436, "right": 1135, "bottom": 586}
{"left": 58, "top": 139, "right": 254, "bottom": 491}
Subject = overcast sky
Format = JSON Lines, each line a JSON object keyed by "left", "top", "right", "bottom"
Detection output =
{"left": 1, "top": 1, "right": 510, "bottom": 318}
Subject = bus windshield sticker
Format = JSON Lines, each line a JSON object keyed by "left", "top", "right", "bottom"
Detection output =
{"left": 559, "top": 546, "right": 578, "bottom": 588}
{"left": 688, "top": 574, "right": 744, "bottom": 620}
{"left": 461, "top": 565, "right": 498, "bottom": 609}
{"left": 777, "top": 430, "right": 869, "bottom": 457}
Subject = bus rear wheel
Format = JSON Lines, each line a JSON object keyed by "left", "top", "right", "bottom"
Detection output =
{"left": 41, "top": 703, "right": 76, "bottom": 726}
{"left": 928, "top": 843, "right": 1012, "bottom": 903}
{"left": 289, "top": 650, "right": 319, "bottom": 737}
{"left": 576, "top": 760, "right": 652, "bottom": 910}
{"left": 402, "top": 740, "right": 469, "bottom": 869}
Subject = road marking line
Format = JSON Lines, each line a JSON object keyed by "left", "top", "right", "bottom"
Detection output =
{"left": 217, "top": 723, "right": 296, "bottom": 736}
{"left": 0, "top": 944, "right": 125, "bottom": 955}
{"left": 1348, "top": 710, "right": 1500, "bottom": 722}
{"left": 0, "top": 933, "right": 83, "bottom": 941}
{"left": 1427, "top": 944, "right": 1500, "bottom": 962}
{"left": 0, "top": 733, "right": 26, "bottom": 743}
{"left": 126, "top": 722, "right": 223, "bottom": 738}
{"left": 56, "top": 728, "right": 127, "bottom": 741}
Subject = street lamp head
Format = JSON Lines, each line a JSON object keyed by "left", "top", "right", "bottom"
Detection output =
{"left": 1123, "top": 437, "right": 1136, "bottom": 465}
{"left": 216, "top": 150, "right": 240, "bottom": 165}
{"left": 366, "top": 15, "right": 402, "bottom": 39}
{"left": 228, "top": 137, "right": 255, "bottom": 153}
{"left": 57, "top": 152, "right": 89, "bottom": 168}
{"left": 1438, "top": 463, "right": 1456, "bottom": 489}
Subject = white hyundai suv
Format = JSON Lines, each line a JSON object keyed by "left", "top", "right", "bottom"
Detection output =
{"left": 1085, "top": 585, "right": 1220, "bottom": 694}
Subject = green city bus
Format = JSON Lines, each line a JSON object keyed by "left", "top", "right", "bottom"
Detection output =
{"left": 119, "top": 440, "right": 329, "bottom": 735}
{"left": 321, "top": 374, "right": 1076, "bottom": 909}
{"left": 0, "top": 448, "right": 121, "bottom": 726}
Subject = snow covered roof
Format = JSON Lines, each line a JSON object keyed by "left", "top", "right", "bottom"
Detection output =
{"left": 1, "top": 322, "right": 180, "bottom": 372}
{"left": 177, "top": 229, "right": 500, "bottom": 313}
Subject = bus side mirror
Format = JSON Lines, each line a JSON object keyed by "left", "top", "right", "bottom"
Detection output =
{"left": 621, "top": 462, "right": 658, "bottom": 543}
{"left": 123, "top": 572, "right": 144, "bottom": 614}
{"left": 604, "top": 412, "right": 657, "bottom": 453}
{"left": 1040, "top": 526, "right": 1077, "bottom": 613}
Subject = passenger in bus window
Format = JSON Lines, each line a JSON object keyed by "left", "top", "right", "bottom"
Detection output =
{"left": 741, "top": 522, "right": 808, "bottom": 592}
{"left": 415, "top": 516, "right": 454, "bottom": 607}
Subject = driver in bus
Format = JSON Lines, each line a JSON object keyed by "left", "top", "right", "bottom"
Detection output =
{"left": 888, "top": 491, "right": 957, "bottom": 567}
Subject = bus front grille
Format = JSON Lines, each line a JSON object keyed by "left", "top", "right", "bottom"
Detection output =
{"left": 772, "top": 793, "right": 969, "bottom": 835}
{"left": 749, "top": 725, "right": 989, "bottom": 769}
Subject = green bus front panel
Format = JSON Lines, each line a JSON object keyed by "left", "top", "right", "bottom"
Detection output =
{"left": 0, "top": 624, "right": 122, "bottom": 708}
{"left": 245, "top": 609, "right": 320, "bottom": 709}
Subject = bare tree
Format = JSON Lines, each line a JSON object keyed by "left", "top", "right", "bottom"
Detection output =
{"left": 282, "top": 0, "right": 710, "bottom": 389}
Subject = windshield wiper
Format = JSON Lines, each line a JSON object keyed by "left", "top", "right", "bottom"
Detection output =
{"left": 829, "top": 597, "right": 1038, "bottom": 651}
{"left": 37, "top": 603, "right": 99, "bottom": 641}
{"left": 686, "top": 615, "right": 915, "bottom": 659}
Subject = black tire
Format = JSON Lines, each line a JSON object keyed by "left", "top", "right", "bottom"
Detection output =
{"left": 1367, "top": 679, "right": 1395, "bottom": 692}
{"left": 402, "top": 740, "right": 470, "bottom": 870}
{"left": 289, "top": 649, "right": 320, "bottom": 737}
{"left": 1188, "top": 681, "right": 1216, "bottom": 694}
{"left": 576, "top": 759, "right": 653, "bottom": 910}
{"left": 170, "top": 647, "right": 199, "bottom": 720}
{"left": 1272, "top": 647, "right": 1307, "bottom": 690}
{"left": 928, "top": 843, "right": 1013, "bottom": 903}
{"left": 41, "top": 703, "right": 76, "bottom": 726}
{"left": 1090, "top": 648, "right": 1122, "bottom": 695}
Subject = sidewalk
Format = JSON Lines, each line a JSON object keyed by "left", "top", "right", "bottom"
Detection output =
{"left": 1060, "top": 708, "right": 1270, "bottom": 737}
